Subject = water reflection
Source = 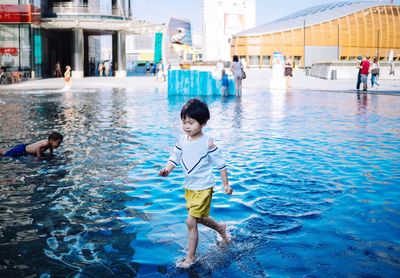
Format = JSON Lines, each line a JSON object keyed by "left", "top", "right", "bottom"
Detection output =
{"left": 357, "top": 92, "right": 369, "bottom": 114}
{"left": 0, "top": 89, "right": 399, "bottom": 277}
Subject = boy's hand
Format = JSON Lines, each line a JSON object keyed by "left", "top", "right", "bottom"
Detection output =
{"left": 159, "top": 168, "right": 170, "bottom": 177}
{"left": 224, "top": 184, "right": 233, "bottom": 195}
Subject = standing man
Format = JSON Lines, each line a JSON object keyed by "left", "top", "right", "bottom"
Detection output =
{"left": 55, "top": 61, "right": 62, "bottom": 77}
{"left": 355, "top": 56, "right": 362, "bottom": 91}
{"left": 359, "top": 56, "right": 370, "bottom": 91}
{"left": 90, "top": 58, "right": 95, "bottom": 76}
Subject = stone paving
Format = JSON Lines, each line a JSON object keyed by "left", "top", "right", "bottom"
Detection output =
{"left": 0, "top": 68, "right": 399, "bottom": 94}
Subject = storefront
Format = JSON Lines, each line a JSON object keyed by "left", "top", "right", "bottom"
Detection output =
{"left": 0, "top": 2, "right": 41, "bottom": 83}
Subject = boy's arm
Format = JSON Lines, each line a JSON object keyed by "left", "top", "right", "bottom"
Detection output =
{"left": 208, "top": 138, "right": 232, "bottom": 195}
{"left": 159, "top": 162, "right": 175, "bottom": 177}
{"left": 220, "top": 168, "right": 233, "bottom": 195}
{"left": 36, "top": 145, "right": 46, "bottom": 158}
{"left": 159, "top": 138, "right": 182, "bottom": 177}
{"left": 36, "top": 141, "right": 50, "bottom": 158}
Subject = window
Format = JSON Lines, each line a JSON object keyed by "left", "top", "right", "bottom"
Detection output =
{"left": 262, "top": 55, "right": 270, "bottom": 65}
{"left": 249, "top": 55, "right": 259, "bottom": 65}
{"left": 0, "top": 24, "right": 31, "bottom": 71}
{"left": 293, "top": 56, "right": 302, "bottom": 65}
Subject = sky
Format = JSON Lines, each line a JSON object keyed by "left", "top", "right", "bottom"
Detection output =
{"left": 131, "top": 0, "right": 346, "bottom": 32}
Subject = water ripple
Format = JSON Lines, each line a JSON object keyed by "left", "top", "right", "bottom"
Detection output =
{"left": 0, "top": 89, "right": 399, "bottom": 277}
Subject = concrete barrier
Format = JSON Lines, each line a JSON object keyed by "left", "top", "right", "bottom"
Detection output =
{"left": 311, "top": 61, "right": 400, "bottom": 80}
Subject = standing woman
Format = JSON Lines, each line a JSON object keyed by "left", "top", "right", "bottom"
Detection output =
{"left": 284, "top": 56, "right": 293, "bottom": 88}
{"left": 230, "top": 55, "right": 244, "bottom": 96}
{"left": 370, "top": 57, "right": 380, "bottom": 88}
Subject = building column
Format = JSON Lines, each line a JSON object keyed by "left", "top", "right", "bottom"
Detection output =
{"left": 115, "top": 30, "right": 126, "bottom": 78}
{"left": 72, "top": 28, "right": 84, "bottom": 78}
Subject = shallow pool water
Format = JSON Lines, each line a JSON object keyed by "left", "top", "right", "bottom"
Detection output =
{"left": 0, "top": 88, "right": 399, "bottom": 277}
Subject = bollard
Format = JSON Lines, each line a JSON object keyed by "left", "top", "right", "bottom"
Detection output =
{"left": 331, "top": 69, "right": 337, "bottom": 80}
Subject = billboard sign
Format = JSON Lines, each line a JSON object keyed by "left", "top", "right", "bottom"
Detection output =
{"left": 0, "top": 48, "right": 18, "bottom": 55}
{"left": 0, "top": 5, "right": 40, "bottom": 24}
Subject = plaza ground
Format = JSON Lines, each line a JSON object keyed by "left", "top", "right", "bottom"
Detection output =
{"left": 0, "top": 68, "right": 399, "bottom": 95}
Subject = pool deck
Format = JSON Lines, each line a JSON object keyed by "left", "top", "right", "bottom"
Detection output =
{"left": 0, "top": 68, "right": 399, "bottom": 94}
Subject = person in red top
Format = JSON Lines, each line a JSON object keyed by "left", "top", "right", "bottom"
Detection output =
{"left": 359, "top": 56, "right": 370, "bottom": 91}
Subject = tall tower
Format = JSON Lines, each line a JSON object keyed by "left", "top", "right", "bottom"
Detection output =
{"left": 202, "top": 0, "right": 256, "bottom": 62}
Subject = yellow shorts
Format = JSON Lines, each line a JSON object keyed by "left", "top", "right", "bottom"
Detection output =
{"left": 185, "top": 188, "right": 213, "bottom": 218}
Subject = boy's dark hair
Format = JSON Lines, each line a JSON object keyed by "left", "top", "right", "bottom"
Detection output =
{"left": 49, "top": 131, "right": 63, "bottom": 142}
{"left": 180, "top": 98, "right": 210, "bottom": 125}
{"left": 233, "top": 55, "right": 239, "bottom": 62}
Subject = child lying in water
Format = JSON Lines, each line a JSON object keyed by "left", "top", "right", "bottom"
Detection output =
{"left": 0, "top": 131, "right": 63, "bottom": 159}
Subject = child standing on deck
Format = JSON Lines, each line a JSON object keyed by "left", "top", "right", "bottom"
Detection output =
{"left": 159, "top": 98, "right": 233, "bottom": 268}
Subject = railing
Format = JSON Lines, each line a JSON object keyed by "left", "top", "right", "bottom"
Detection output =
{"left": 45, "top": 2, "right": 126, "bottom": 18}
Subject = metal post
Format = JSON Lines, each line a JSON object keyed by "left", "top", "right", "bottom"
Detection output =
{"left": 303, "top": 19, "right": 306, "bottom": 68}
{"left": 18, "top": 24, "right": 21, "bottom": 70}
{"left": 29, "top": 26, "right": 34, "bottom": 78}
{"left": 377, "top": 29, "right": 380, "bottom": 58}
{"left": 115, "top": 31, "right": 126, "bottom": 77}
{"left": 337, "top": 23, "right": 340, "bottom": 60}
{"left": 72, "top": 28, "right": 84, "bottom": 78}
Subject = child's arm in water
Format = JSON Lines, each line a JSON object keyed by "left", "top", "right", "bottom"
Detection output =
{"left": 36, "top": 141, "right": 50, "bottom": 159}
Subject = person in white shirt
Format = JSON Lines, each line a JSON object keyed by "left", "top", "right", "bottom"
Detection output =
{"left": 159, "top": 98, "right": 233, "bottom": 268}
{"left": 370, "top": 56, "right": 380, "bottom": 88}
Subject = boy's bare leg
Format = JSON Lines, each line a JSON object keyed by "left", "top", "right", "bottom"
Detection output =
{"left": 0, "top": 148, "right": 6, "bottom": 155}
{"left": 198, "top": 217, "right": 230, "bottom": 242}
{"left": 180, "top": 215, "right": 198, "bottom": 268}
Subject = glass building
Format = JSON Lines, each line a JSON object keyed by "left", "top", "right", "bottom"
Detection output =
{"left": 0, "top": 0, "right": 133, "bottom": 81}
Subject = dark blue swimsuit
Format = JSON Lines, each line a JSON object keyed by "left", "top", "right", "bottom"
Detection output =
{"left": 4, "top": 144, "right": 28, "bottom": 157}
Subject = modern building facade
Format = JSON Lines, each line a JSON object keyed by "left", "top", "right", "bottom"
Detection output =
{"left": 202, "top": 0, "right": 256, "bottom": 62}
{"left": 0, "top": 1, "right": 41, "bottom": 80}
{"left": 40, "top": 0, "right": 132, "bottom": 78}
{"left": 231, "top": 1, "right": 400, "bottom": 67}
{"left": 0, "top": 0, "right": 164, "bottom": 80}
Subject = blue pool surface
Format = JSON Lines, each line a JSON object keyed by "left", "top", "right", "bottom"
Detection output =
{"left": 0, "top": 88, "right": 399, "bottom": 277}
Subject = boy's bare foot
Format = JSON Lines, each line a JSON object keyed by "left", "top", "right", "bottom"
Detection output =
{"left": 219, "top": 224, "right": 230, "bottom": 243}
{"left": 177, "top": 257, "right": 195, "bottom": 269}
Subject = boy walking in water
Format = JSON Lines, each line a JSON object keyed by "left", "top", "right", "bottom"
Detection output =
{"left": 159, "top": 98, "right": 233, "bottom": 268}
{"left": 0, "top": 131, "right": 63, "bottom": 159}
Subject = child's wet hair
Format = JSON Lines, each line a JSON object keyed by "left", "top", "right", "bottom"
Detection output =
{"left": 49, "top": 131, "right": 63, "bottom": 142}
{"left": 180, "top": 98, "right": 210, "bottom": 125}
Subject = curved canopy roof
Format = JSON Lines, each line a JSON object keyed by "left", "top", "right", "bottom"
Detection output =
{"left": 236, "top": 1, "right": 400, "bottom": 36}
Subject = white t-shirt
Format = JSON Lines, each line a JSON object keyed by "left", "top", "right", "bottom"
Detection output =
{"left": 168, "top": 134, "right": 226, "bottom": 190}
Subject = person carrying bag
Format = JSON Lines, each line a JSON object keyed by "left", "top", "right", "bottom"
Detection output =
{"left": 370, "top": 57, "right": 380, "bottom": 88}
